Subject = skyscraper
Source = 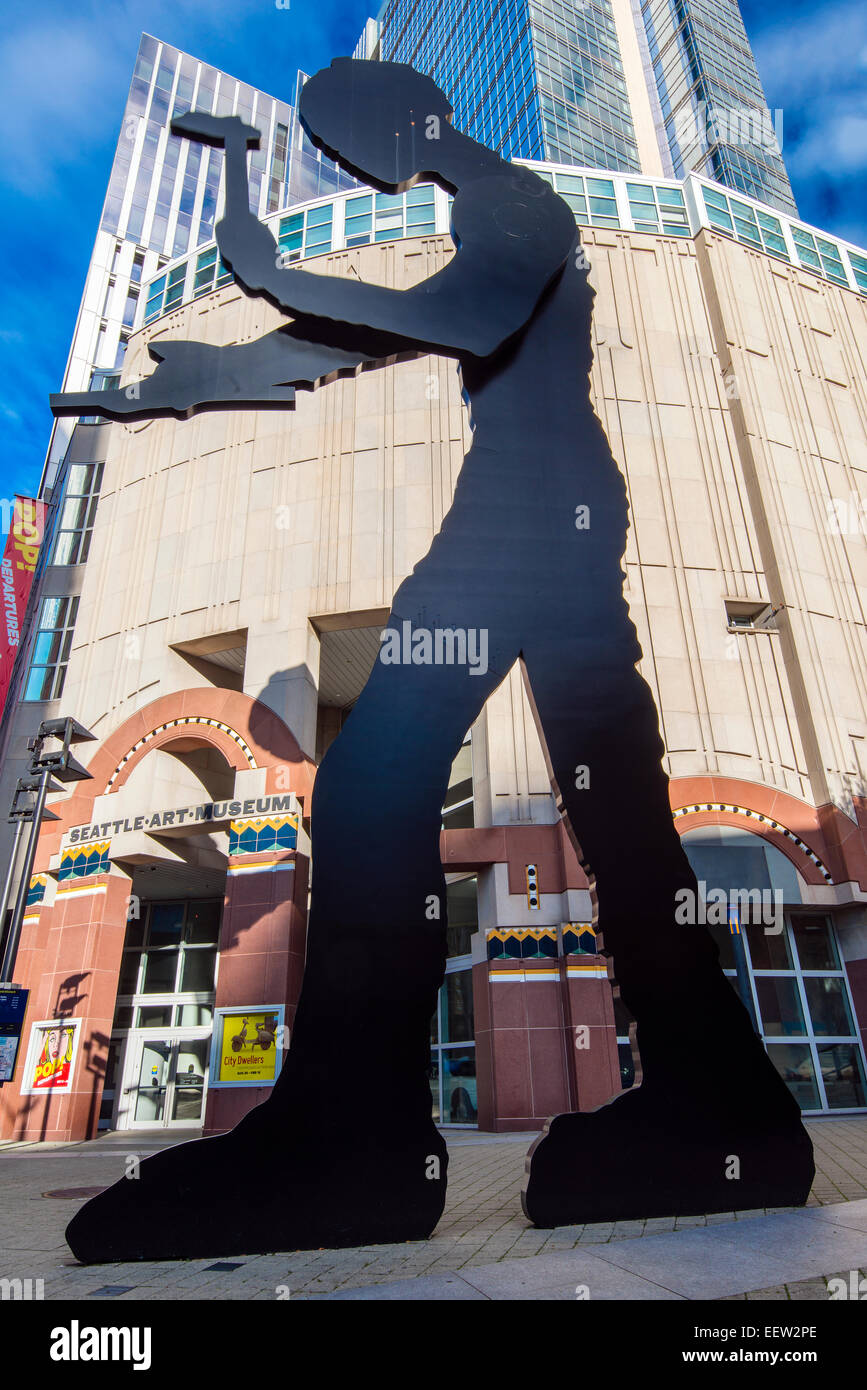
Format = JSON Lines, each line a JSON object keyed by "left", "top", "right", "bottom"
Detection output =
{"left": 641, "top": 0, "right": 795, "bottom": 213}
{"left": 361, "top": 0, "right": 797, "bottom": 214}
{"left": 42, "top": 35, "right": 354, "bottom": 497}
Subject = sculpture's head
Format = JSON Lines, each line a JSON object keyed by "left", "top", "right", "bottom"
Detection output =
{"left": 299, "top": 58, "right": 454, "bottom": 188}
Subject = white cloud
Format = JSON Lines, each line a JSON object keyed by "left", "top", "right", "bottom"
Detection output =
{"left": 751, "top": 0, "right": 867, "bottom": 102}
{"left": 787, "top": 111, "right": 867, "bottom": 179}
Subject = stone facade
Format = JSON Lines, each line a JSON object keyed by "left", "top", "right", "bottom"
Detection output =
{"left": 3, "top": 220, "right": 867, "bottom": 1140}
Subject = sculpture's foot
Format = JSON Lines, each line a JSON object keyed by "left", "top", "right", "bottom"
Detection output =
{"left": 66, "top": 1102, "right": 448, "bottom": 1263}
{"left": 522, "top": 1077, "right": 814, "bottom": 1227}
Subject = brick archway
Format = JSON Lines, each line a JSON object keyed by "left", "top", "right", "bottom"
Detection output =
{"left": 670, "top": 775, "right": 835, "bottom": 886}
{"left": 34, "top": 688, "right": 316, "bottom": 871}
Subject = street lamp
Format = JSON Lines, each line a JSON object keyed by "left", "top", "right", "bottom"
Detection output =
{"left": 0, "top": 716, "right": 95, "bottom": 985}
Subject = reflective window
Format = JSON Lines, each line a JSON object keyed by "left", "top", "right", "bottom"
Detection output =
{"left": 445, "top": 875, "right": 478, "bottom": 958}
{"left": 442, "top": 735, "right": 473, "bottom": 829}
{"left": 163, "top": 262, "right": 187, "bottom": 310}
{"left": 304, "top": 202, "right": 332, "bottom": 255}
{"left": 114, "top": 900, "right": 222, "bottom": 1019}
{"left": 701, "top": 185, "right": 790, "bottom": 260}
{"left": 144, "top": 273, "right": 166, "bottom": 322}
{"left": 739, "top": 914, "right": 867, "bottom": 1112}
{"left": 429, "top": 964, "right": 476, "bottom": 1126}
{"left": 52, "top": 462, "right": 104, "bottom": 567}
{"left": 23, "top": 596, "right": 79, "bottom": 702}
{"left": 626, "top": 182, "right": 689, "bottom": 235}
{"left": 848, "top": 250, "right": 867, "bottom": 295}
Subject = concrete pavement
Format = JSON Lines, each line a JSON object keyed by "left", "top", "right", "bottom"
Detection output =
{"left": 1, "top": 1117, "right": 866, "bottom": 1300}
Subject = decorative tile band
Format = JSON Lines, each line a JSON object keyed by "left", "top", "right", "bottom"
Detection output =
{"left": 672, "top": 803, "right": 834, "bottom": 883}
{"left": 59, "top": 841, "right": 110, "bottom": 882}
{"left": 56, "top": 883, "right": 108, "bottom": 900}
{"left": 487, "top": 924, "right": 597, "bottom": 960}
{"left": 489, "top": 961, "right": 608, "bottom": 982}
{"left": 562, "top": 923, "right": 597, "bottom": 956}
{"left": 228, "top": 814, "right": 298, "bottom": 856}
{"left": 226, "top": 859, "right": 296, "bottom": 876}
{"left": 565, "top": 963, "right": 610, "bottom": 980}
{"left": 26, "top": 874, "right": 47, "bottom": 907}
{"left": 490, "top": 967, "right": 560, "bottom": 983}
{"left": 487, "top": 926, "right": 557, "bottom": 960}
{"left": 105, "top": 717, "right": 258, "bottom": 790}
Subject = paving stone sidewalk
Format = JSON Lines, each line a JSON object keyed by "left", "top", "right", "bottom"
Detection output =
{"left": 1, "top": 1117, "right": 866, "bottom": 1300}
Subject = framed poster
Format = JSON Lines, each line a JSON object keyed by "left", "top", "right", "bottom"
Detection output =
{"left": 209, "top": 1006, "right": 285, "bottom": 1088}
{"left": 19, "top": 1018, "right": 82, "bottom": 1095}
{"left": 0, "top": 986, "right": 29, "bottom": 1084}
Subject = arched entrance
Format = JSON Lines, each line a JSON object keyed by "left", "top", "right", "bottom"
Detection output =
{"left": 0, "top": 689, "right": 314, "bottom": 1143}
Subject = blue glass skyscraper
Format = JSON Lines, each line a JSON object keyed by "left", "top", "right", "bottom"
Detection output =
{"left": 371, "top": 0, "right": 642, "bottom": 172}
{"left": 361, "top": 0, "right": 797, "bottom": 215}
{"left": 642, "top": 0, "right": 796, "bottom": 214}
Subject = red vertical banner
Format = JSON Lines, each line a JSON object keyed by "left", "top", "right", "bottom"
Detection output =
{"left": 0, "top": 496, "right": 46, "bottom": 714}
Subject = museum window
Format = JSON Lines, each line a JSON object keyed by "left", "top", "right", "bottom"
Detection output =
{"left": 304, "top": 202, "right": 332, "bottom": 255}
{"left": 442, "top": 734, "right": 474, "bottom": 829}
{"left": 192, "top": 247, "right": 232, "bottom": 296}
{"left": 849, "top": 250, "right": 867, "bottom": 295}
{"left": 429, "top": 875, "right": 478, "bottom": 1126}
{"left": 144, "top": 273, "right": 166, "bottom": 321}
{"left": 52, "top": 462, "right": 104, "bottom": 567}
{"left": 712, "top": 913, "right": 867, "bottom": 1113}
{"left": 114, "top": 900, "right": 221, "bottom": 1010}
{"left": 22, "top": 596, "right": 79, "bottom": 702}
{"left": 277, "top": 213, "right": 303, "bottom": 263}
{"left": 344, "top": 193, "right": 372, "bottom": 247}
{"left": 724, "top": 598, "right": 774, "bottom": 631}
{"left": 626, "top": 182, "right": 690, "bottom": 236}
{"left": 163, "top": 262, "right": 187, "bottom": 310}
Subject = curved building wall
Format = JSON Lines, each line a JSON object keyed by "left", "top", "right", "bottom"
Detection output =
{"left": 5, "top": 219, "right": 867, "bottom": 1141}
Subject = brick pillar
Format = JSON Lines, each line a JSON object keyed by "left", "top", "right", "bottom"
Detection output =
{"left": 473, "top": 928, "right": 622, "bottom": 1132}
{"left": 473, "top": 957, "right": 573, "bottom": 1131}
{"left": 560, "top": 956, "right": 622, "bottom": 1109}
{"left": 204, "top": 847, "right": 308, "bottom": 1135}
{"left": 1, "top": 866, "right": 132, "bottom": 1142}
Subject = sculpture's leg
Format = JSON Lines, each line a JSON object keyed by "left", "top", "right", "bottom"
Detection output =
{"left": 66, "top": 488, "right": 516, "bottom": 1262}
{"left": 519, "top": 590, "right": 815, "bottom": 1223}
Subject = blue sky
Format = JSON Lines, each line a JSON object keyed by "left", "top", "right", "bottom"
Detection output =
{"left": 1, "top": 0, "right": 865, "bottom": 502}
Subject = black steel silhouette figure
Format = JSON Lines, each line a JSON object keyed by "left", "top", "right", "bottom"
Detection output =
{"left": 52, "top": 58, "right": 813, "bottom": 1262}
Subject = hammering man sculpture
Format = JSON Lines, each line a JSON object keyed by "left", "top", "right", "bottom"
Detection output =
{"left": 53, "top": 59, "right": 813, "bottom": 1262}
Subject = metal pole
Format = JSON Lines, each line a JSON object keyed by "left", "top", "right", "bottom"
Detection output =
{"left": 0, "top": 818, "right": 25, "bottom": 959}
{"left": 0, "top": 768, "right": 49, "bottom": 984}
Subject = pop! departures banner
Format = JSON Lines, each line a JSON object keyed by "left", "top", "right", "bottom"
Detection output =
{"left": 0, "top": 496, "right": 46, "bottom": 715}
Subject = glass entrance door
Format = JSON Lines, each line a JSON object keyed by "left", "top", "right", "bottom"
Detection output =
{"left": 126, "top": 1034, "right": 209, "bottom": 1128}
